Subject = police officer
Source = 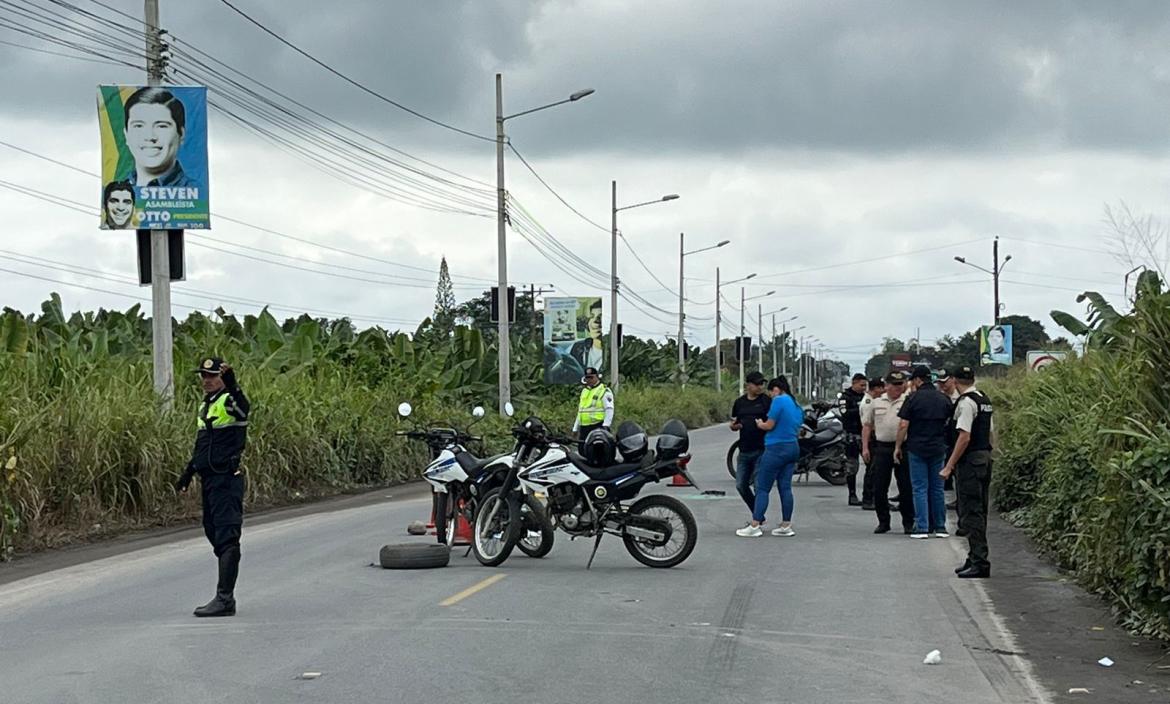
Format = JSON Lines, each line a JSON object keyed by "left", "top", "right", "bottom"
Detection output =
{"left": 175, "top": 358, "right": 250, "bottom": 617}
{"left": 838, "top": 373, "right": 867, "bottom": 506}
{"left": 861, "top": 371, "right": 914, "bottom": 533}
{"left": 940, "top": 366, "right": 994, "bottom": 578}
{"left": 858, "top": 377, "right": 884, "bottom": 509}
{"left": 572, "top": 366, "right": 614, "bottom": 446}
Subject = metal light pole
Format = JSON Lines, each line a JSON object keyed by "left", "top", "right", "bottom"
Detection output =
{"left": 760, "top": 306, "right": 789, "bottom": 378}
{"left": 955, "top": 235, "right": 1012, "bottom": 325}
{"left": 678, "top": 234, "right": 728, "bottom": 387}
{"left": 716, "top": 271, "right": 755, "bottom": 391}
{"left": 785, "top": 322, "right": 804, "bottom": 378}
{"left": 495, "top": 76, "right": 593, "bottom": 413}
{"left": 611, "top": 188, "right": 679, "bottom": 393}
{"left": 738, "top": 288, "right": 775, "bottom": 392}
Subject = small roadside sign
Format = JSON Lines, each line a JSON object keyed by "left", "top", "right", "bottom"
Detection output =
{"left": 1027, "top": 350, "right": 1068, "bottom": 373}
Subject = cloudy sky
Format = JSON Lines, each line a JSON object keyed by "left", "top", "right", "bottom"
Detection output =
{"left": 2, "top": 0, "right": 1166, "bottom": 373}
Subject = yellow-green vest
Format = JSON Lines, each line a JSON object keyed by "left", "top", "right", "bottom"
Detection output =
{"left": 577, "top": 383, "right": 609, "bottom": 426}
{"left": 197, "top": 392, "right": 247, "bottom": 431}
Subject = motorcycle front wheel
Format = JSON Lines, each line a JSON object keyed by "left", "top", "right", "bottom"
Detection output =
{"left": 517, "top": 495, "right": 555, "bottom": 558}
{"left": 471, "top": 489, "right": 521, "bottom": 567}
{"left": 622, "top": 494, "right": 698, "bottom": 568}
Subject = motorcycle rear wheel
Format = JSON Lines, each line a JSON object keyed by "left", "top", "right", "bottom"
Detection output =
{"left": 471, "top": 489, "right": 521, "bottom": 567}
{"left": 725, "top": 441, "right": 739, "bottom": 479}
{"left": 622, "top": 494, "right": 698, "bottom": 568}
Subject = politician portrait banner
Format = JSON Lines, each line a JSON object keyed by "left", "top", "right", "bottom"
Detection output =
{"left": 979, "top": 324, "right": 1013, "bottom": 366}
{"left": 98, "top": 85, "right": 210, "bottom": 230}
{"left": 543, "top": 297, "right": 604, "bottom": 384}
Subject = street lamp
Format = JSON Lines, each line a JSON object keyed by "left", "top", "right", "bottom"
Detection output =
{"left": 760, "top": 307, "right": 790, "bottom": 376}
{"left": 954, "top": 235, "right": 1012, "bottom": 325}
{"left": 678, "top": 235, "right": 729, "bottom": 386}
{"left": 738, "top": 289, "right": 775, "bottom": 391}
{"left": 495, "top": 75, "right": 594, "bottom": 413}
{"left": 610, "top": 187, "right": 679, "bottom": 393}
{"left": 713, "top": 270, "right": 756, "bottom": 392}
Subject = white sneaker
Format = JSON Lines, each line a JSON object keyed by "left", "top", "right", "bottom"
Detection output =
{"left": 736, "top": 525, "right": 763, "bottom": 538}
{"left": 910, "top": 532, "right": 931, "bottom": 540}
{"left": 771, "top": 526, "right": 796, "bottom": 537}
{"left": 932, "top": 530, "right": 950, "bottom": 538}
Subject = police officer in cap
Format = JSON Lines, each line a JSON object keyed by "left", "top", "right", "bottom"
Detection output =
{"left": 572, "top": 366, "right": 615, "bottom": 445}
{"left": 838, "top": 373, "right": 867, "bottom": 506}
{"left": 175, "top": 358, "right": 251, "bottom": 616}
{"left": 940, "top": 366, "right": 993, "bottom": 578}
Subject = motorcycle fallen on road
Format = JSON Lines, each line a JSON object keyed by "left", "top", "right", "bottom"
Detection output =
{"left": 725, "top": 402, "right": 849, "bottom": 486}
{"left": 396, "top": 402, "right": 553, "bottom": 558}
{"left": 472, "top": 412, "right": 699, "bottom": 569}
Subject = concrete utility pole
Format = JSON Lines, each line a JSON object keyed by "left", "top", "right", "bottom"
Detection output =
{"left": 714, "top": 267, "right": 721, "bottom": 392}
{"left": 494, "top": 76, "right": 593, "bottom": 413}
{"left": 738, "top": 286, "right": 745, "bottom": 393}
{"left": 757, "top": 303, "right": 763, "bottom": 373}
{"left": 495, "top": 74, "right": 510, "bottom": 414}
{"left": 144, "top": 0, "right": 173, "bottom": 407}
{"left": 955, "top": 235, "right": 1012, "bottom": 325}
{"left": 771, "top": 314, "right": 777, "bottom": 378}
{"left": 677, "top": 232, "right": 685, "bottom": 385}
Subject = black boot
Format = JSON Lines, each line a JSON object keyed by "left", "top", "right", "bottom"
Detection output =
{"left": 873, "top": 524, "right": 890, "bottom": 534}
{"left": 846, "top": 476, "right": 861, "bottom": 506}
{"left": 954, "top": 559, "right": 972, "bottom": 574}
{"left": 195, "top": 547, "right": 239, "bottom": 617}
{"left": 956, "top": 564, "right": 990, "bottom": 579}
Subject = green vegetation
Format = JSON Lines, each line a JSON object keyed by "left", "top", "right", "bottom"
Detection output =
{"left": 991, "top": 270, "right": 1170, "bottom": 639}
{"left": 0, "top": 294, "right": 735, "bottom": 558}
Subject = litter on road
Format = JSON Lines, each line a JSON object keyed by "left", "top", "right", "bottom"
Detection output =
{"left": 923, "top": 650, "right": 942, "bottom": 665}
{"left": 299, "top": 672, "right": 321, "bottom": 680}
{"left": 1097, "top": 657, "right": 1114, "bottom": 667}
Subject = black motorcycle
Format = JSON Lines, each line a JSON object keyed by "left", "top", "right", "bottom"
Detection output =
{"left": 725, "top": 404, "right": 849, "bottom": 485}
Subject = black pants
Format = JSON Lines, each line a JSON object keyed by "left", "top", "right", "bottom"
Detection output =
{"left": 956, "top": 450, "right": 992, "bottom": 569}
{"left": 578, "top": 423, "right": 602, "bottom": 454}
{"left": 870, "top": 442, "right": 914, "bottom": 530}
{"left": 201, "top": 472, "right": 245, "bottom": 557}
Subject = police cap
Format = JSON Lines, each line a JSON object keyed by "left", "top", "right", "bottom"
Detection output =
{"left": 194, "top": 357, "right": 225, "bottom": 375}
{"left": 953, "top": 365, "right": 976, "bottom": 382}
{"left": 885, "top": 370, "right": 908, "bottom": 384}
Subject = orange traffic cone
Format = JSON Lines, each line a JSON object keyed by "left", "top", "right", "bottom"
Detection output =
{"left": 669, "top": 472, "right": 692, "bottom": 488}
{"left": 426, "top": 493, "right": 437, "bottom": 534}
{"left": 452, "top": 513, "right": 474, "bottom": 546}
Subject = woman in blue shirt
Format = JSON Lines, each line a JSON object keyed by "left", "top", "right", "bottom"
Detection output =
{"left": 737, "top": 376, "right": 804, "bottom": 538}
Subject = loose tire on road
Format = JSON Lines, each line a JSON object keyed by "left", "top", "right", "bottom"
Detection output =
{"left": 471, "top": 489, "right": 521, "bottom": 567}
{"left": 379, "top": 543, "right": 450, "bottom": 569}
{"left": 517, "top": 495, "right": 554, "bottom": 558}
{"left": 622, "top": 494, "right": 698, "bottom": 569}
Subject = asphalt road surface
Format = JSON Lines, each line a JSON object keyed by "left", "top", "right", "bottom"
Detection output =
{"left": 0, "top": 426, "right": 1061, "bottom": 703}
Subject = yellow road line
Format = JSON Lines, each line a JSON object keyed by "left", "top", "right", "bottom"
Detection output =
{"left": 439, "top": 574, "right": 507, "bottom": 607}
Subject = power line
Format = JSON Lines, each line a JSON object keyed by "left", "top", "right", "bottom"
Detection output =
{"left": 507, "top": 142, "right": 609, "bottom": 233}
{"left": 0, "top": 34, "right": 124, "bottom": 64}
{"left": 215, "top": 0, "right": 494, "bottom": 142}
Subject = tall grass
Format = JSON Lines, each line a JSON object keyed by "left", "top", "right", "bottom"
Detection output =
{"left": 0, "top": 297, "right": 735, "bottom": 557}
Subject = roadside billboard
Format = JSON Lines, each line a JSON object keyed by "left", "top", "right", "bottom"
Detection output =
{"left": 979, "top": 324, "right": 1013, "bottom": 366}
{"left": 1026, "top": 350, "right": 1068, "bottom": 373}
{"left": 98, "top": 85, "right": 209, "bottom": 230}
{"left": 542, "top": 297, "right": 603, "bottom": 384}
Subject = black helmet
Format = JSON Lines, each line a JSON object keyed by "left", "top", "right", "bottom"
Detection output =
{"left": 655, "top": 419, "right": 690, "bottom": 460}
{"left": 582, "top": 428, "right": 616, "bottom": 467}
{"left": 615, "top": 420, "right": 648, "bottom": 462}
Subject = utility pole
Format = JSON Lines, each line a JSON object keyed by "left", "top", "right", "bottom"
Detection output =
{"left": 738, "top": 286, "right": 746, "bottom": 393}
{"left": 494, "top": 74, "right": 511, "bottom": 414}
{"left": 714, "top": 266, "right": 721, "bottom": 392}
{"left": 144, "top": 0, "right": 173, "bottom": 407}
{"left": 992, "top": 236, "right": 1001, "bottom": 324}
{"left": 781, "top": 322, "right": 787, "bottom": 376}
{"left": 677, "top": 232, "right": 685, "bottom": 386}
{"left": 771, "top": 314, "right": 777, "bottom": 378}
{"left": 757, "top": 303, "right": 763, "bottom": 373}
{"left": 610, "top": 180, "right": 619, "bottom": 392}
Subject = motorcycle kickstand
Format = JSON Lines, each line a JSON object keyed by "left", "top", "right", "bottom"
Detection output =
{"left": 585, "top": 531, "right": 604, "bottom": 570}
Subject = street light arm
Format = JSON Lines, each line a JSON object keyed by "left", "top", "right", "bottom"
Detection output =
{"left": 502, "top": 88, "right": 595, "bottom": 122}
{"left": 683, "top": 240, "right": 730, "bottom": 256}
{"left": 954, "top": 257, "right": 994, "bottom": 275}
{"left": 998, "top": 255, "right": 1013, "bottom": 274}
{"left": 616, "top": 195, "right": 680, "bottom": 212}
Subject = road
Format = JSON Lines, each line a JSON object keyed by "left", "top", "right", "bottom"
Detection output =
{"left": 0, "top": 425, "right": 1055, "bottom": 704}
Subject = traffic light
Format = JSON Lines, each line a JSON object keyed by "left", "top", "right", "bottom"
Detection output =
{"left": 489, "top": 286, "right": 516, "bottom": 323}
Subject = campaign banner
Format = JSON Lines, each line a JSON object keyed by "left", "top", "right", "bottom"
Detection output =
{"left": 979, "top": 324, "right": 1013, "bottom": 366}
{"left": 98, "top": 85, "right": 209, "bottom": 230}
{"left": 542, "top": 297, "right": 603, "bottom": 384}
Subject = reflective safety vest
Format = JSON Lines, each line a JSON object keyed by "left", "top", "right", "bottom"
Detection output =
{"left": 197, "top": 391, "right": 248, "bottom": 431}
{"left": 577, "top": 383, "right": 609, "bottom": 426}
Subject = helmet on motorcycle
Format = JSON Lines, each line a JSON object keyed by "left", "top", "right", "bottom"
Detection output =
{"left": 582, "top": 428, "right": 617, "bottom": 467}
{"left": 615, "top": 420, "right": 648, "bottom": 462}
{"left": 656, "top": 419, "right": 690, "bottom": 460}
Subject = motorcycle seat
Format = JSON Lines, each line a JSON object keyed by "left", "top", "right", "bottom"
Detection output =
{"left": 457, "top": 451, "right": 510, "bottom": 476}
{"left": 566, "top": 451, "right": 646, "bottom": 481}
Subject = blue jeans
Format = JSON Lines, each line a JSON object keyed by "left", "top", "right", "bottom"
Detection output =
{"left": 753, "top": 442, "right": 799, "bottom": 524}
{"left": 735, "top": 447, "right": 764, "bottom": 511}
{"left": 908, "top": 452, "right": 947, "bottom": 533}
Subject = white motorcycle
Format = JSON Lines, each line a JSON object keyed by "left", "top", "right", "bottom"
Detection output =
{"left": 396, "top": 403, "right": 553, "bottom": 557}
{"left": 472, "top": 413, "right": 698, "bottom": 569}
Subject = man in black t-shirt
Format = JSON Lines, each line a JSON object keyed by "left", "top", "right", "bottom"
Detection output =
{"left": 895, "top": 366, "right": 954, "bottom": 539}
{"left": 730, "top": 371, "right": 771, "bottom": 513}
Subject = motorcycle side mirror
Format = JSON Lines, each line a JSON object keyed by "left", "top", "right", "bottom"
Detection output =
{"left": 472, "top": 406, "right": 485, "bottom": 419}
{"left": 397, "top": 402, "right": 412, "bottom": 418}
{"left": 503, "top": 402, "right": 515, "bottom": 418}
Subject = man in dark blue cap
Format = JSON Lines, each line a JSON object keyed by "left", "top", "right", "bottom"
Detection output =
{"left": 895, "top": 365, "right": 952, "bottom": 539}
{"left": 175, "top": 357, "right": 250, "bottom": 616}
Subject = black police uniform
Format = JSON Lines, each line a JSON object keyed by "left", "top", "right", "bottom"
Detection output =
{"left": 177, "top": 359, "right": 250, "bottom": 617}
{"left": 954, "top": 389, "right": 993, "bottom": 576}
{"left": 839, "top": 386, "right": 865, "bottom": 504}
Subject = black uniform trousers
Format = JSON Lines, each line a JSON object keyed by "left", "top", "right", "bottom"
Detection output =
{"left": 201, "top": 472, "right": 245, "bottom": 557}
{"left": 956, "top": 450, "right": 992, "bottom": 569}
{"left": 870, "top": 441, "right": 914, "bottom": 530}
{"left": 577, "top": 422, "right": 603, "bottom": 454}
